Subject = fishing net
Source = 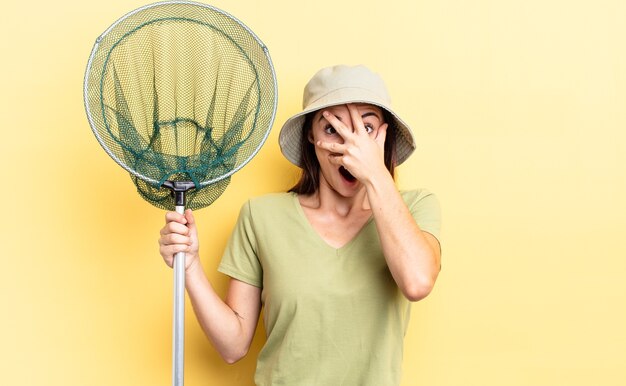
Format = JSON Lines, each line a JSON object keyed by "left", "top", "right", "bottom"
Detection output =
{"left": 84, "top": 1, "right": 277, "bottom": 210}
{"left": 83, "top": 3, "right": 277, "bottom": 385}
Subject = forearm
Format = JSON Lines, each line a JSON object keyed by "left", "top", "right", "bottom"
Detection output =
{"left": 365, "top": 171, "right": 440, "bottom": 301}
{"left": 184, "top": 261, "right": 251, "bottom": 363}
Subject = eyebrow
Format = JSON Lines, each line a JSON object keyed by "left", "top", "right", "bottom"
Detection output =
{"left": 361, "top": 112, "right": 380, "bottom": 120}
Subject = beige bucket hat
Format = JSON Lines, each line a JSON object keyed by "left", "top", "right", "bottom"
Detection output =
{"left": 278, "top": 64, "right": 416, "bottom": 167}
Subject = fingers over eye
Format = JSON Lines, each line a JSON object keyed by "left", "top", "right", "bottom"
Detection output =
{"left": 322, "top": 111, "right": 350, "bottom": 136}
{"left": 347, "top": 104, "right": 366, "bottom": 133}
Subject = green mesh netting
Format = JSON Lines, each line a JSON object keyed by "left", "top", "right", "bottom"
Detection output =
{"left": 84, "top": 1, "right": 277, "bottom": 210}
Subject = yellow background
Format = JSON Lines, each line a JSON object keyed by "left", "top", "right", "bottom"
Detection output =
{"left": 1, "top": 0, "right": 625, "bottom": 385}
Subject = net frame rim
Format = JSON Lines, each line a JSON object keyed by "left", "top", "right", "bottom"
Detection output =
{"left": 83, "top": 0, "right": 278, "bottom": 188}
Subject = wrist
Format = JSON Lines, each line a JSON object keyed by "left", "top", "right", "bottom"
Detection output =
{"left": 185, "top": 257, "right": 202, "bottom": 276}
{"left": 363, "top": 165, "right": 395, "bottom": 192}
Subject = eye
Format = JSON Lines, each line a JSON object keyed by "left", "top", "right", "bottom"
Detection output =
{"left": 364, "top": 124, "right": 374, "bottom": 134}
{"left": 324, "top": 125, "right": 337, "bottom": 135}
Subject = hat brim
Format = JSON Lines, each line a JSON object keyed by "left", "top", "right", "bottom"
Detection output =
{"left": 279, "top": 89, "right": 416, "bottom": 167}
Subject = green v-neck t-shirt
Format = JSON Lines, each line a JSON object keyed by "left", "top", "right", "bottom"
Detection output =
{"left": 218, "top": 190, "right": 441, "bottom": 386}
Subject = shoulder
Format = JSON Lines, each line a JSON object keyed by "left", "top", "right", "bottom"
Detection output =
{"left": 241, "top": 192, "right": 296, "bottom": 219}
{"left": 400, "top": 189, "right": 440, "bottom": 209}
{"left": 401, "top": 189, "right": 442, "bottom": 240}
{"left": 247, "top": 192, "right": 295, "bottom": 209}
{"left": 234, "top": 193, "right": 301, "bottom": 240}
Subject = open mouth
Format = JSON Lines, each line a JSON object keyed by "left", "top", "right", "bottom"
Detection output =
{"left": 339, "top": 166, "right": 356, "bottom": 182}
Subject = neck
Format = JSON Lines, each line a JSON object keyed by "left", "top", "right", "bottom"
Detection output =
{"left": 304, "top": 176, "right": 371, "bottom": 217}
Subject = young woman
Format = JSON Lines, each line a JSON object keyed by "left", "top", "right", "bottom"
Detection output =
{"left": 158, "top": 64, "right": 442, "bottom": 385}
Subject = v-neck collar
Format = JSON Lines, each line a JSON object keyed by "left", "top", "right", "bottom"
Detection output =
{"left": 290, "top": 192, "right": 375, "bottom": 252}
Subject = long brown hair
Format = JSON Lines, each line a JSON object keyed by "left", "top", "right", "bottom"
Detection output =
{"left": 288, "top": 110, "right": 398, "bottom": 195}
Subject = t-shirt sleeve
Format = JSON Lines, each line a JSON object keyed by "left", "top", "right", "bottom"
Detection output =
{"left": 217, "top": 200, "right": 263, "bottom": 288}
{"left": 406, "top": 190, "right": 442, "bottom": 242}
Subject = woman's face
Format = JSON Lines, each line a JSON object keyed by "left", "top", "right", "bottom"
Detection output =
{"left": 309, "top": 103, "right": 385, "bottom": 196}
